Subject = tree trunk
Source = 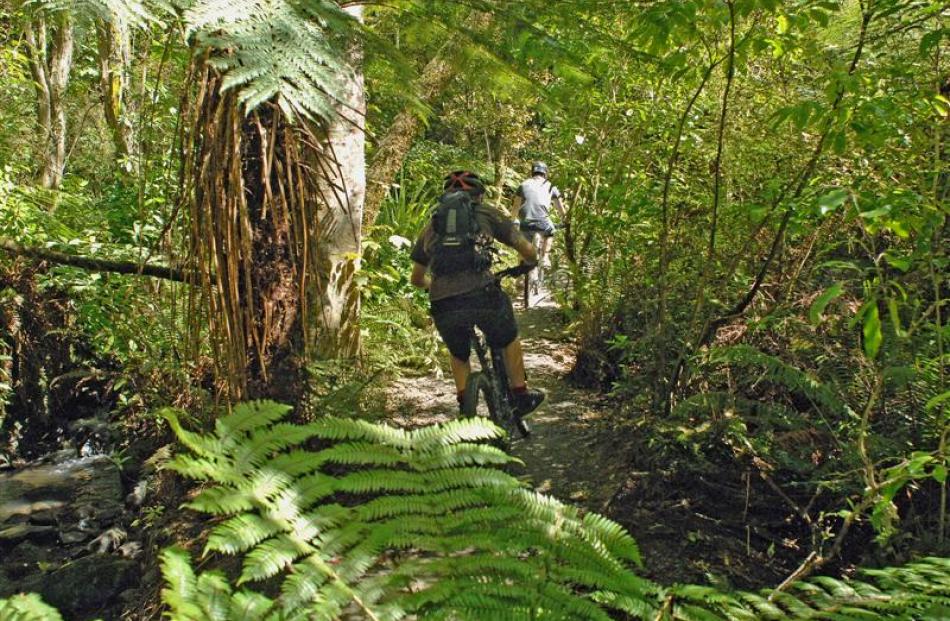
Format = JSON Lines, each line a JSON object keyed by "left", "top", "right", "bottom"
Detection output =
{"left": 184, "top": 77, "right": 308, "bottom": 403}
{"left": 363, "top": 44, "right": 456, "bottom": 227}
{"left": 96, "top": 19, "right": 135, "bottom": 166}
{"left": 23, "top": 11, "right": 73, "bottom": 189}
{"left": 311, "top": 5, "right": 366, "bottom": 358}
{"left": 490, "top": 125, "right": 510, "bottom": 201}
{"left": 183, "top": 7, "right": 366, "bottom": 402}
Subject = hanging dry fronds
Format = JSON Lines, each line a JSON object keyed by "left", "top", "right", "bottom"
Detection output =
{"left": 180, "top": 59, "right": 364, "bottom": 402}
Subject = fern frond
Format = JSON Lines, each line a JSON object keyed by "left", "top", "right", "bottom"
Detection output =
{"left": 227, "top": 590, "right": 276, "bottom": 621}
{"left": 160, "top": 547, "right": 204, "bottom": 620}
{"left": 215, "top": 400, "right": 293, "bottom": 443}
{"left": 159, "top": 400, "right": 950, "bottom": 621}
{"left": 0, "top": 593, "right": 65, "bottom": 621}
{"left": 240, "top": 534, "right": 315, "bottom": 584}
{"left": 309, "top": 416, "right": 413, "bottom": 448}
{"left": 205, "top": 514, "right": 283, "bottom": 556}
{"left": 194, "top": 571, "right": 233, "bottom": 621}
{"left": 708, "top": 345, "right": 850, "bottom": 416}
{"left": 186, "top": 0, "right": 358, "bottom": 121}
{"left": 185, "top": 485, "right": 254, "bottom": 515}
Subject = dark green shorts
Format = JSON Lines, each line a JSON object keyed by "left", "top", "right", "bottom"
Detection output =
{"left": 430, "top": 285, "right": 518, "bottom": 361}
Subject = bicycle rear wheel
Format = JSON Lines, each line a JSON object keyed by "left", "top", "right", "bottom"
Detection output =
{"left": 460, "top": 372, "right": 487, "bottom": 417}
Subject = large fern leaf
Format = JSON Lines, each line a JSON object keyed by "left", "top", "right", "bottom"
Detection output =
{"left": 157, "top": 401, "right": 950, "bottom": 621}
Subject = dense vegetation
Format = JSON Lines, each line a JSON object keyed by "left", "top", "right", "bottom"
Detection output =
{"left": 0, "top": 0, "right": 946, "bottom": 619}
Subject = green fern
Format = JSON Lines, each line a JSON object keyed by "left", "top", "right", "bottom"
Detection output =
{"left": 184, "top": 0, "right": 356, "bottom": 120}
{"left": 706, "top": 345, "right": 852, "bottom": 418}
{"left": 158, "top": 401, "right": 950, "bottom": 620}
{"left": 0, "top": 594, "right": 64, "bottom": 621}
{"left": 162, "top": 400, "right": 657, "bottom": 620}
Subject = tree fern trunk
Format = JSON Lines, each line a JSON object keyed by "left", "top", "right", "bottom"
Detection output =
{"left": 184, "top": 7, "right": 366, "bottom": 401}
{"left": 184, "top": 75, "right": 308, "bottom": 403}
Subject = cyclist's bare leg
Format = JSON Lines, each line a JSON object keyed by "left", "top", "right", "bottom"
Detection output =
{"left": 502, "top": 338, "right": 527, "bottom": 388}
{"left": 449, "top": 356, "right": 471, "bottom": 393}
{"left": 540, "top": 235, "right": 553, "bottom": 267}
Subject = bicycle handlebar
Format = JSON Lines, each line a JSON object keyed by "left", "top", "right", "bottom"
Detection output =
{"left": 495, "top": 263, "right": 536, "bottom": 280}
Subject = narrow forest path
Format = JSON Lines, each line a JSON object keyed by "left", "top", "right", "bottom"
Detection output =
{"left": 383, "top": 293, "right": 636, "bottom": 513}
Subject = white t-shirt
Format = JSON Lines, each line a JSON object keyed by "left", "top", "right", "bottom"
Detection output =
{"left": 517, "top": 176, "right": 561, "bottom": 223}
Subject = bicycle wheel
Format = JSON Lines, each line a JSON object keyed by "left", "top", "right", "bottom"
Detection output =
{"left": 532, "top": 263, "right": 544, "bottom": 297}
{"left": 461, "top": 372, "right": 488, "bottom": 417}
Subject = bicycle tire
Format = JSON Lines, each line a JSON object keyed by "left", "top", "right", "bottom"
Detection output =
{"left": 461, "top": 372, "right": 488, "bottom": 417}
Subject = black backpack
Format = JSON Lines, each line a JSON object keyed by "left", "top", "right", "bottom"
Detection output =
{"left": 430, "top": 191, "right": 493, "bottom": 276}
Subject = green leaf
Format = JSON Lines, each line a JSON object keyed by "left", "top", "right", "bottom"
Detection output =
{"left": 887, "top": 299, "right": 907, "bottom": 338}
{"left": 817, "top": 189, "right": 848, "bottom": 215}
{"left": 809, "top": 283, "right": 844, "bottom": 325}
{"left": 884, "top": 252, "right": 912, "bottom": 272}
{"left": 860, "top": 206, "right": 891, "bottom": 219}
{"left": 776, "top": 14, "right": 790, "bottom": 34}
{"left": 863, "top": 305, "right": 882, "bottom": 359}
{"left": 934, "top": 465, "right": 948, "bottom": 485}
{"left": 925, "top": 391, "right": 950, "bottom": 413}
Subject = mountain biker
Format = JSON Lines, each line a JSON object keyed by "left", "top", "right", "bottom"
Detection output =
{"left": 512, "top": 161, "right": 566, "bottom": 268}
{"left": 410, "top": 171, "right": 545, "bottom": 418}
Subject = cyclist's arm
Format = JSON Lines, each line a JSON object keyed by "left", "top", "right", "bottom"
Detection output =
{"left": 513, "top": 234, "right": 538, "bottom": 266}
{"left": 410, "top": 261, "right": 430, "bottom": 291}
{"left": 486, "top": 204, "right": 537, "bottom": 266}
{"left": 511, "top": 194, "right": 523, "bottom": 221}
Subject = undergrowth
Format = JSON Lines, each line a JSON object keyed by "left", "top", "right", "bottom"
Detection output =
{"left": 8, "top": 401, "right": 950, "bottom": 619}
{"left": 156, "top": 401, "right": 950, "bottom": 620}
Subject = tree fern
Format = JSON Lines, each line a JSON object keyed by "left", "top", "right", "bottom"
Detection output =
{"left": 706, "top": 344, "right": 851, "bottom": 418}
{"left": 182, "top": 0, "right": 356, "bottom": 120}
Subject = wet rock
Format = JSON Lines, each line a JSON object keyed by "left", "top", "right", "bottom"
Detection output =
{"left": 0, "top": 455, "right": 123, "bottom": 542}
{"left": 118, "top": 588, "right": 140, "bottom": 605}
{"left": 0, "top": 570, "right": 14, "bottom": 598}
{"left": 60, "top": 529, "right": 91, "bottom": 545}
{"left": 3, "top": 541, "right": 51, "bottom": 580}
{"left": 26, "top": 554, "right": 137, "bottom": 616}
{"left": 0, "top": 523, "right": 56, "bottom": 543}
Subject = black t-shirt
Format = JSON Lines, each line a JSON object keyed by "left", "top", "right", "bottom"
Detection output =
{"left": 411, "top": 202, "right": 521, "bottom": 301}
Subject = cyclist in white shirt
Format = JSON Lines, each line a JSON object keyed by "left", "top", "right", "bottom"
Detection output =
{"left": 512, "top": 161, "right": 566, "bottom": 267}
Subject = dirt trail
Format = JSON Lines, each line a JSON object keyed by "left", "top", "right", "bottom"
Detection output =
{"left": 384, "top": 294, "right": 635, "bottom": 513}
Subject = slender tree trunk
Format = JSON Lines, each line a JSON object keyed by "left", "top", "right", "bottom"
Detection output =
{"left": 96, "top": 19, "right": 136, "bottom": 166}
{"left": 490, "top": 123, "right": 510, "bottom": 201}
{"left": 363, "top": 44, "right": 456, "bottom": 227}
{"left": 311, "top": 5, "right": 366, "bottom": 358}
{"left": 23, "top": 10, "right": 73, "bottom": 189}
{"left": 363, "top": 12, "right": 493, "bottom": 226}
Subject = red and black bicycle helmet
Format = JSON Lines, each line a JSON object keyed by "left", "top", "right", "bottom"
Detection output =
{"left": 443, "top": 170, "right": 486, "bottom": 195}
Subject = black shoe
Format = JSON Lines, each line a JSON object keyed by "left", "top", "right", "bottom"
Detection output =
{"left": 511, "top": 389, "right": 545, "bottom": 418}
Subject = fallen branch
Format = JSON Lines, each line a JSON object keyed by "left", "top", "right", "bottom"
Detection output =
{"left": 0, "top": 237, "right": 192, "bottom": 283}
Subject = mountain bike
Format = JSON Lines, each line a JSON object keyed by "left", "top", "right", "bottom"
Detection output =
{"left": 460, "top": 265, "right": 533, "bottom": 440}
{"left": 519, "top": 223, "right": 548, "bottom": 308}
